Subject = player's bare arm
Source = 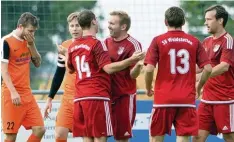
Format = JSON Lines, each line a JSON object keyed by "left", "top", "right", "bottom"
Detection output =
{"left": 144, "top": 64, "right": 154, "bottom": 97}
{"left": 130, "top": 60, "right": 144, "bottom": 79}
{"left": 25, "top": 33, "right": 41, "bottom": 67}
{"left": 1, "top": 62, "right": 21, "bottom": 106}
{"left": 103, "top": 51, "right": 145, "bottom": 74}
{"left": 196, "top": 64, "right": 212, "bottom": 98}
{"left": 209, "top": 62, "right": 230, "bottom": 77}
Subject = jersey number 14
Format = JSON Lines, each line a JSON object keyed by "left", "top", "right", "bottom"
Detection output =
{"left": 168, "top": 49, "right": 189, "bottom": 74}
{"left": 75, "top": 55, "right": 91, "bottom": 79}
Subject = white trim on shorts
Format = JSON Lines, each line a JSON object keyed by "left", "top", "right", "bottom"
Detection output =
{"left": 230, "top": 104, "right": 234, "bottom": 132}
{"left": 201, "top": 99, "right": 234, "bottom": 104}
{"left": 104, "top": 101, "right": 113, "bottom": 136}
{"left": 153, "top": 104, "right": 196, "bottom": 107}
{"left": 129, "top": 95, "right": 135, "bottom": 135}
{"left": 74, "top": 97, "right": 110, "bottom": 102}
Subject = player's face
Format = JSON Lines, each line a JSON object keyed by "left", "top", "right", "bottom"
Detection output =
{"left": 108, "top": 15, "right": 122, "bottom": 38}
{"left": 204, "top": 10, "right": 220, "bottom": 34}
{"left": 20, "top": 24, "right": 37, "bottom": 39}
{"left": 69, "top": 18, "right": 82, "bottom": 39}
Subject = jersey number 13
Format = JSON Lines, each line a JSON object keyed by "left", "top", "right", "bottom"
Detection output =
{"left": 168, "top": 49, "right": 189, "bottom": 74}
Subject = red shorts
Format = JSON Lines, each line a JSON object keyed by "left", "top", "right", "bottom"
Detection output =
{"left": 56, "top": 98, "right": 73, "bottom": 131}
{"left": 198, "top": 102, "right": 234, "bottom": 135}
{"left": 111, "top": 95, "right": 136, "bottom": 140}
{"left": 73, "top": 100, "right": 113, "bottom": 137}
{"left": 150, "top": 107, "right": 198, "bottom": 136}
{"left": 1, "top": 92, "right": 44, "bottom": 133}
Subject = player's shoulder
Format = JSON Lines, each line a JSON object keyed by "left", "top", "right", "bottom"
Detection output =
{"left": 126, "top": 35, "right": 141, "bottom": 50}
{"left": 223, "top": 33, "right": 233, "bottom": 49}
{"left": 182, "top": 32, "right": 201, "bottom": 42}
{"left": 61, "top": 39, "right": 73, "bottom": 48}
{"left": 203, "top": 35, "right": 212, "bottom": 43}
{"left": 1, "top": 33, "right": 14, "bottom": 42}
{"left": 126, "top": 35, "right": 141, "bottom": 44}
{"left": 223, "top": 33, "right": 233, "bottom": 42}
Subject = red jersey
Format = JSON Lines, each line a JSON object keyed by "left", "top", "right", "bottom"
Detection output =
{"left": 67, "top": 36, "right": 112, "bottom": 102}
{"left": 202, "top": 33, "right": 234, "bottom": 104}
{"left": 105, "top": 35, "right": 142, "bottom": 100}
{"left": 144, "top": 31, "right": 209, "bottom": 107}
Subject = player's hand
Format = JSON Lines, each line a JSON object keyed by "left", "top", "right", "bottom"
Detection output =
{"left": 146, "top": 89, "right": 154, "bottom": 97}
{"left": 56, "top": 43, "right": 67, "bottom": 55}
{"left": 44, "top": 98, "right": 53, "bottom": 119}
{"left": 136, "top": 59, "right": 144, "bottom": 66}
{"left": 24, "top": 33, "right": 35, "bottom": 45}
{"left": 10, "top": 91, "right": 21, "bottom": 106}
{"left": 130, "top": 51, "right": 145, "bottom": 62}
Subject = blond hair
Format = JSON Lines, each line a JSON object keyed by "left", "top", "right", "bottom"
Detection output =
{"left": 67, "top": 12, "right": 79, "bottom": 23}
{"left": 110, "top": 11, "right": 131, "bottom": 31}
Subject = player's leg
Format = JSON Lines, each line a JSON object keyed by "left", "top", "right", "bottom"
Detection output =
{"left": 1, "top": 91, "right": 24, "bottom": 142}
{"left": 150, "top": 108, "right": 176, "bottom": 142}
{"left": 214, "top": 104, "right": 234, "bottom": 142}
{"left": 176, "top": 136, "right": 189, "bottom": 142}
{"left": 223, "top": 133, "right": 234, "bottom": 142}
{"left": 112, "top": 95, "right": 136, "bottom": 142}
{"left": 22, "top": 97, "right": 45, "bottom": 141}
{"left": 84, "top": 137, "right": 94, "bottom": 142}
{"left": 94, "top": 136, "right": 107, "bottom": 142}
{"left": 55, "top": 99, "right": 74, "bottom": 141}
{"left": 192, "top": 103, "right": 216, "bottom": 142}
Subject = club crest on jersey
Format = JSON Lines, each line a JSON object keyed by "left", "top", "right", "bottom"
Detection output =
{"left": 213, "top": 44, "right": 220, "bottom": 52}
{"left": 118, "top": 47, "right": 125, "bottom": 55}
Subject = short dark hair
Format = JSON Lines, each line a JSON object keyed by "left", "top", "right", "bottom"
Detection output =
{"left": 165, "top": 7, "right": 185, "bottom": 28}
{"left": 78, "top": 10, "right": 96, "bottom": 29}
{"left": 205, "top": 5, "right": 228, "bottom": 27}
{"left": 110, "top": 11, "right": 131, "bottom": 31}
{"left": 17, "top": 12, "right": 39, "bottom": 28}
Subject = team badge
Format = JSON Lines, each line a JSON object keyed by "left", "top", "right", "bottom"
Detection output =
{"left": 213, "top": 44, "right": 220, "bottom": 52}
{"left": 117, "top": 47, "right": 125, "bottom": 55}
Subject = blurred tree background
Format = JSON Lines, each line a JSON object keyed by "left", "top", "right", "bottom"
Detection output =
{"left": 180, "top": 0, "right": 234, "bottom": 40}
{"left": 1, "top": 1, "right": 104, "bottom": 90}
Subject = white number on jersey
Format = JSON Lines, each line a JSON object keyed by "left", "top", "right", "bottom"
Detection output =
{"left": 75, "top": 55, "right": 91, "bottom": 79}
{"left": 168, "top": 49, "right": 189, "bottom": 74}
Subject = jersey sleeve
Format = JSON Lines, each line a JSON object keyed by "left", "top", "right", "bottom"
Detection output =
{"left": 1, "top": 40, "right": 10, "bottom": 63}
{"left": 220, "top": 36, "right": 234, "bottom": 67}
{"left": 93, "top": 41, "right": 111, "bottom": 69}
{"left": 144, "top": 37, "right": 159, "bottom": 67}
{"left": 196, "top": 41, "right": 210, "bottom": 68}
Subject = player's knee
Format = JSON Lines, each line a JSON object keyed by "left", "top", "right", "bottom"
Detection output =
{"left": 192, "top": 135, "right": 206, "bottom": 142}
{"left": 5, "top": 133, "right": 17, "bottom": 141}
{"left": 32, "top": 126, "right": 46, "bottom": 137}
{"left": 223, "top": 133, "right": 234, "bottom": 142}
{"left": 55, "top": 127, "right": 69, "bottom": 139}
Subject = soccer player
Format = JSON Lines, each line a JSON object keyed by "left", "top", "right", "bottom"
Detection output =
{"left": 193, "top": 5, "right": 234, "bottom": 142}
{"left": 144, "top": 7, "right": 212, "bottom": 142}
{"left": 1, "top": 12, "right": 45, "bottom": 142}
{"left": 44, "top": 12, "right": 82, "bottom": 142}
{"left": 105, "top": 11, "right": 143, "bottom": 142}
{"left": 67, "top": 10, "right": 144, "bottom": 142}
